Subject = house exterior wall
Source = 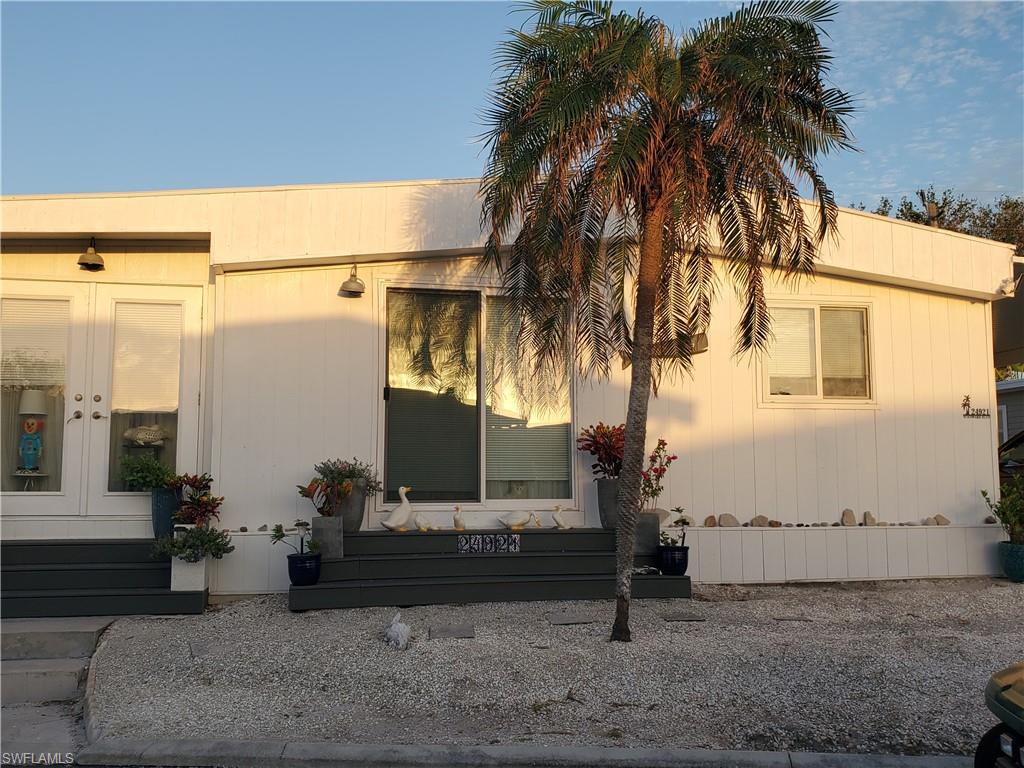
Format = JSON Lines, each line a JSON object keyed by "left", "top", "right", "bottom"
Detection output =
{"left": 998, "top": 387, "right": 1024, "bottom": 440}
{"left": 207, "top": 256, "right": 1004, "bottom": 593}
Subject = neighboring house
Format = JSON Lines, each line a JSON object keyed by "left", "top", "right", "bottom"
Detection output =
{"left": 0, "top": 179, "right": 1016, "bottom": 602}
{"left": 997, "top": 377, "right": 1024, "bottom": 444}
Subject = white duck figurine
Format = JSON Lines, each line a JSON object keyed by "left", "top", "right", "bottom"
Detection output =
{"left": 499, "top": 511, "right": 541, "bottom": 531}
{"left": 551, "top": 505, "right": 572, "bottom": 530}
{"left": 413, "top": 509, "right": 438, "bottom": 532}
{"left": 381, "top": 486, "right": 414, "bottom": 532}
{"left": 453, "top": 505, "right": 466, "bottom": 531}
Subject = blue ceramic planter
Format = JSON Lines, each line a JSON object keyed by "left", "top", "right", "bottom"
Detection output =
{"left": 999, "top": 542, "right": 1024, "bottom": 583}
{"left": 151, "top": 487, "right": 181, "bottom": 539}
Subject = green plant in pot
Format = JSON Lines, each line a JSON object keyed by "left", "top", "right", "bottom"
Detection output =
{"left": 298, "top": 458, "right": 382, "bottom": 557}
{"left": 657, "top": 513, "right": 689, "bottom": 576}
{"left": 577, "top": 423, "right": 624, "bottom": 529}
{"left": 272, "top": 521, "right": 321, "bottom": 586}
{"left": 982, "top": 474, "right": 1024, "bottom": 583}
{"left": 152, "top": 525, "right": 233, "bottom": 593}
{"left": 120, "top": 454, "right": 177, "bottom": 539}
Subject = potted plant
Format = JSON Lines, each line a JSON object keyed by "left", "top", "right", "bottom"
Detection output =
{"left": 152, "top": 525, "right": 234, "bottom": 592}
{"left": 120, "top": 454, "right": 177, "bottom": 539}
{"left": 272, "top": 521, "right": 321, "bottom": 586}
{"left": 577, "top": 423, "right": 624, "bottom": 529}
{"left": 174, "top": 480, "right": 224, "bottom": 528}
{"left": 982, "top": 474, "right": 1024, "bottom": 583}
{"left": 298, "top": 458, "right": 383, "bottom": 557}
{"left": 658, "top": 523, "right": 689, "bottom": 576}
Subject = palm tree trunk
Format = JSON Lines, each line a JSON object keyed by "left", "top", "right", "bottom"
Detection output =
{"left": 610, "top": 206, "right": 665, "bottom": 642}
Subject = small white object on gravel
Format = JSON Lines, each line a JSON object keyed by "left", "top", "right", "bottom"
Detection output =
{"left": 89, "top": 579, "right": 1023, "bottom": 756}
{"left": 383, "top": 613, "right": 410, "bottom": 650}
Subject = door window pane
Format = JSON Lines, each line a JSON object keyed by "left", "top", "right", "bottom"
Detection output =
{"left": 108, "top": 303, "right": 182, "bottom": 491}
{"left": 1, "top": 299, "right": 68, "bottom": 492}
{"left": 821, "top": 308, "right": 869, "bottom": 398}
{"left": 767, "top": 308, "right": 817, "bottom": 396}
{"left": 385, "top": 290, "right": 479, "bottom": 502}
{"left": 485, "top": 297, "right": 571, "bottom": 499}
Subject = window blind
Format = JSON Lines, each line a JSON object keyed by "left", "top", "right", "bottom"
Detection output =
{"left": 0, "top": 298, "right": 69, "bottom": 387}
{"left": 821, "top": 308, "right": 868, "bottom": 397}
{"left": 767, "top": 307, "right": 817, "bottom": 395}
{"left": 110, "top": 303, "right": 182, "bottom": 413}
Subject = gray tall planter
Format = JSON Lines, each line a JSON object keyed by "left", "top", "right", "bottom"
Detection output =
{"left": 338, "top": 478, "right": 368, "bottom": 534}
{"left": 596, "top": 478, "right": 620, "bottom": 530}
{"left": 312, "top": 516, "right": 344, "bottom": 559}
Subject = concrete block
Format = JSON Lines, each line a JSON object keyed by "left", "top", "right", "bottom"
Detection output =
{"left": 2, "top": 658, "right": 87, "bottom": 704}
{"left": 1, "top": 617, "right": 111, "bottom": 660}
{"left": 428, "top": 623, "right": 474, "bottom": 639}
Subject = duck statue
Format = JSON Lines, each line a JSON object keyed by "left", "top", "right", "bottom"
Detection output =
{"left": 453, "top": 505, "right": 466, "bottom": 531}
{"left": 551, "top": 505, "right": 572, "bottom": 530}
{"left": 413, "top": 509, "right": 438, "bottom": 532}
{"left": 498, "top": 511, "right": 541, "bottom": 531}
{"left": 381, "top": 486, "right": 414, "bottom": 532}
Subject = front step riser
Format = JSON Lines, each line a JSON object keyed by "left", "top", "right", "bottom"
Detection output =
{"left": 2, "top": 631, "right": 100, "bottom": 661}
{"left": 344, "top": 531, "right": 616, "bottom": 556}
{"left": 2, "top": 568, "right": 170, "bottom": 591}
{"left": 320, "top": 554, "right": 617, "bottom": 581}
{"left": 1, "top": 666, "right": 85, "bottom": 705}
{"left": 1, "top": 543, "right": 161, "bottom": 566}
{"left": 1, "top": 592, "right": 206, "bottom": 619}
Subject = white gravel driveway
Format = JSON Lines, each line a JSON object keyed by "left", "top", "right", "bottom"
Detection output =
{"left": 89, "top": 579, "right": 1023, "bottom": 756}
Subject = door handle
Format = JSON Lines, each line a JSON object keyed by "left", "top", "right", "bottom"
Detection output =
{"left": 91, "top": 411, "right": 108, "bottom": 420}
{"left": 67, "top": 410, "right": 83, "bottom": 423}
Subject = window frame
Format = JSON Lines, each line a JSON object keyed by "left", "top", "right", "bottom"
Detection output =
{"left": 376, "top": 276, "right": 577, "bottom": 512}
{"left": 758, "top": 299, "right": 877, "bottom": 409}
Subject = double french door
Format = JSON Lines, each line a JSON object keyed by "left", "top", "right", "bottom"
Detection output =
{"left": 1, "top": 279, "right": 203, "bottom": 525}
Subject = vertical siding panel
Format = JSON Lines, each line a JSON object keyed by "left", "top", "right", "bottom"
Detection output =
{"left": 732, "top": 357, "right": 757, "bottom": 521}
{"left": 946, "top": 527, "right": 968, "bottom": 576}
{"left": 230, "top": 193, "right": 260, "bottom": 262}
{"left": 926, "top": 527, "right": 949, "bottom": 576}
{"left": 873, "top": 218, "right": 894, "bottom": 275}
{"left": 690, "top": 351, "right": 715, "bottom": 523}
{"left": 741, "top": 529, "right": 764, "bottom": 582}
{"left": 794, "top": 410, "right": 819, "bottom": 524}
{"left": 871, "top": 285, "right": 898, "bottom": 524}
{"left": 866, "top": 528, "right": 888, "bottom": 578}
{"left": 835, "top": 409, "right": 860, "bottom": 514}
{"left": 256, "top": 192, "right": 287, "bottom": 260}
{"left": 847, "top": 528, "right": 868, "bottom": 578}
{"left": 826, "top": 528, "right": 848, "bottom": 579}
{"left": 814, "top": 410, "right": 839, "bottom": 522}
{"left": 909, "top": 293, "right": 937, "bottom": 524}
{"left": 751, "top": 396, "right": 778, "bottom": 521}
{"left": 854, "top": 410, "right": 879, "bottom": 520}
{"left": 907, "top": 530, "right": 929, "bottom": 577}
{"left": 886, "top": 527, "right": 910, "bottom": 578}
{"left": 773, "top": 409, "right": 798, "bottom": 522}
{"left": 686, "top": 528, "right": 701, "bottom": 582}
{"left": 891, "top": 223, "right": 913, "bottom": 280}
{"left": 947, "top": 298, "right": 975, "bottom": 518}
{"left": 889, "top": 290, "right": 917, "bottom": 522}
{"left": 911, "top": 229, "right": 934, "bottom": 283}
{"left": 720, "top": 529, "right": 744, "bottom": 582}
{"left": 805, "top": 529, "right": 827, "bottom": 579}
{"left": 929, "top": 297, "right": 957, "bottom": 522}
{"left": 967, "top": 303, "right": 999, "bottom": 514}
{"left": 283, "top": 190, "right": 312, "bottom": 259}
{"left": 699, "top": 529, "right": 722, "bottom": 583}
{"left": 784, "top": 529, "right": 807, "bottom": 580}
{"left": 763, "top": 531, "right": 786, "bottom": 581}
{"left": 709, "top": 304, "right": 736, "bottom": 522}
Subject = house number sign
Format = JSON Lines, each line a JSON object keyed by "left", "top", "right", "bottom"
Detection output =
{"left": 961, "top": 395, "right": 991, "bottom": 419}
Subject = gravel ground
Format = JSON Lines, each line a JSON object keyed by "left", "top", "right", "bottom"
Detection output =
{"left": 91, "top": 579, "right": 1022, "bottom": 755}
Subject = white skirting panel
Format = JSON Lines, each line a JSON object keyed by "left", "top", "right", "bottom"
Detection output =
{"left": 0, "top": 516, "right": 153, "bottom": 539}
{"left": 209, "top": 532, "right": 299, "bottom": 595}
{"left": 686, "top": 525, "right": 1005, "bottom": 584}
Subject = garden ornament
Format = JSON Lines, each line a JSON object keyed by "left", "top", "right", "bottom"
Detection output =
{"left": 383, "top": 613, "right": 410, "bottom": 650}
{"left": 18, "top": 417, "right": 43, "bottom": 471}
{"left": 551, "top": 505, "right": 572, "bottom": 530}
{"left": 381, "top": 486, "right": 414, "bottom": 532}
{"left": 453, "top": 505, "right": 466, "bottom": 531}
{"left": 499, "top": 511, "right": 541, "bottom": 531}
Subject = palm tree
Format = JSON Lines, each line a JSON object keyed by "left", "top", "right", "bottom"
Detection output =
{"left": 480, "top": 0, "right": 853, "bottom": 640}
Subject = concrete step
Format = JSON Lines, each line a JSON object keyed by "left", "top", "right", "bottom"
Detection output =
{"left": 2, "top": 617, "right": 112, "bottom": 660}
{"left": 1, "top": 658, "right": 88, "bottom": 704}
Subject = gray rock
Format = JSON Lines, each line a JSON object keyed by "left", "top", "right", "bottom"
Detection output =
{"left": 985, "top": 515, "right": 998, "bottom": 524}
{"left": 841, "top": 508, "right": 857, "bottom": 526}
{"left": 863, "top": 511, "right": 877, "bottom": 526}
{"left": 662, "top": 612, "right": 706, "bottom": 623}
{"left": 750, "top": 515, "right": 770, "bottom": 527}
{"left": 718, "top": 513, "right": 740, "bottom": 527}
{"left": 934, "top": 514, "right": 951, "bottom": 526}
{"left": 784, "top": 523, "right": 794, "bottom": 528}
{"left": 429, "top": 623, "right": 475, "bottom": 639}
{"left": 878, "top": 521, "right": 890, "bottom": 527}
{"left": 703, "top": 515, "right": 717, "bottom": 528}
{"left": 923, "top": 517, "right": 937, "bottom": 526}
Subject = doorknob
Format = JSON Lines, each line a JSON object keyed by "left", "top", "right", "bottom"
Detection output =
{"left": 91, "top": 411, "right": 107, "bottom": 420}
{"left": 67, "top": 410, "right": 83, "bottom": 423}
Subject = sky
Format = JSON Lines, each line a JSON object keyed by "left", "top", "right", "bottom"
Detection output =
{"left": 2, "top": 1, "right": 1022, "bottom": 208}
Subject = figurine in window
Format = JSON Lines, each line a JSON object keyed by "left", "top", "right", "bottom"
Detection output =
{"left": 18, "top": 417, "right": 43, "bottom": 472}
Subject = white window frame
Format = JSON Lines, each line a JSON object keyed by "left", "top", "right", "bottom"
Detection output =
{"left": 999, "top": 404, "right": 1009, "bottom": 443}
{"left": 374, "top": 274, "right": 577, "bottom": 513}
{"left": 758, "top": 299, "right": 877, "bottom": 409}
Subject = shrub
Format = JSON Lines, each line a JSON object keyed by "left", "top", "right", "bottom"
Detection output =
{"left": 640, "top": 439, "right": 677, "bottom": 508}
{"left": 175, "top": 492, "right": 224, "bottom": 527}
{"left": 153, "top": 526, "right": 234, "bottom": 563}
{"left": 298, "top": 458, "right": 382, "bottom": 516}
{"left": 982, "top": 474, "right": 1024, "bottom": 545}
{"left": 169, "top": 473, "right": 213, "bottom": 501}
{"left": 576, "top": 423, "right": 624, "bottom": 479}
{"left": 120, "top": 454, "right": 174, "bottom": 491}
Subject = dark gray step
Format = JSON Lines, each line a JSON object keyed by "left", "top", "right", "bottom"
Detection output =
{"left": 319, "top": 551, "right": 618, "bottom": 582}
{"left": 289, "top": 573, "right": 690, "bottom": 611}
{"left": 1, "top": 539, "right": 162, "bottom": 566}
{"left": 2, "top": 562, "right": 170, "bottom": 591}
{"left": 1, "top": 588, "right": 205, "bottom": 618}
{"left": 342, "top": 529, "right": 616, "bottom": 556}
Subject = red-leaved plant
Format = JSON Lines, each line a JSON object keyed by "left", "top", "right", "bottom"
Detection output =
{"left": 577, "top": 422, "right": 625, "bottom": 479}
{"left": 640, "top": 439, "right": 677, "bottom": 508}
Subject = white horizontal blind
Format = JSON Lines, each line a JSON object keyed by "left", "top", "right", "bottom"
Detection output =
{"left": 821, "top": 308, "right": 868, "bottom": 397}
{"left": 767, "top": 307, "right": 816, "bottom": 395}
{"left": 110, "top": 303, "right": 182, "bottom": 413}
{"left": 0, "top": 298, "right": 69, "bottom": 387}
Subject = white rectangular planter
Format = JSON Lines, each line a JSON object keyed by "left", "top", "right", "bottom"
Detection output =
{"left": 171, "top": 557, "right": 208, "bottom": 592}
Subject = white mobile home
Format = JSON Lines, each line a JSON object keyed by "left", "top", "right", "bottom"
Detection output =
{"left": 0, "top": 178, "right": 1015, "bottom": 610}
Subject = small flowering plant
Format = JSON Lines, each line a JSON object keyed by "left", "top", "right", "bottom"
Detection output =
{"left": 640, "top": 439, "right": 677, "bottom": 508}
{"left": 576, "top": 422, "right": 625, "bottom": 479}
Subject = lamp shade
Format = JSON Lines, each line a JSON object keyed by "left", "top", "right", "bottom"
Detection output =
{"left": 18, "top": 389, "right": 48, "bottom": 415}
{"left": 338, "top": 265, "right": 365, "bottom": 297}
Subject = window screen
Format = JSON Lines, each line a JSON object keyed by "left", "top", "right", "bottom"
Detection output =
{"left": 767, "top": 307, "right": 817, "bottom": 396}
{"left": 821, "top": 308, "right": 869, "bottom": 398}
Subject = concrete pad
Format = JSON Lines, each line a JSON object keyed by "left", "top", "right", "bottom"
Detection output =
{"left": 661, "top": 612, "right": 707, "bottom": 622}
{"left": 141, "top": 737, "right": 288, "bottom": 766}
{"left": 428, "top": 623, "right": 475, "bottom": 639}
{"left": 547, "top": 611, "right": 602, "bottom": 625}
{"left": 74, "top": 738, "right": 153, "bottom": 765}
{"left": 2, "top": 658, "right": 87, "bottom": 704}
{"left": 2, "top": 617, "right": 111, "bottom": 661}
{"left": 790, "top": 753, "right": 970, "bottom": 767}
{"left": 0, "top": 702, "right": 79, "bottom": 755}
{"left": 773, "top": 615, "right": 813, "bottom": 622}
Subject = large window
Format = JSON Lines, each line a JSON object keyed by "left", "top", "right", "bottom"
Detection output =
{"left": 766, "top": 305, "right": 870, "bottom": 401}
{"left": 384, "top": 288, "right": 572, "bottom": 504}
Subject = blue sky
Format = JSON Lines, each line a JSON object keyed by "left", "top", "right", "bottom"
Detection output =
{"left": 2, "top": 1, "right": 1022, "bottom": 207}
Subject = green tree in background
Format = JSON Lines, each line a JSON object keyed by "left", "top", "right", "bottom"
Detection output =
{"left": 481, "top": 0, "right": 853, "bottom": 640}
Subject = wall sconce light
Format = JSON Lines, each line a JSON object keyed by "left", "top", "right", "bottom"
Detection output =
{"left": 338, "top": 265, "right": 365, "bottom": 297}
{"left": 77, "top": 237, "right": 105, "bottom": 272}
